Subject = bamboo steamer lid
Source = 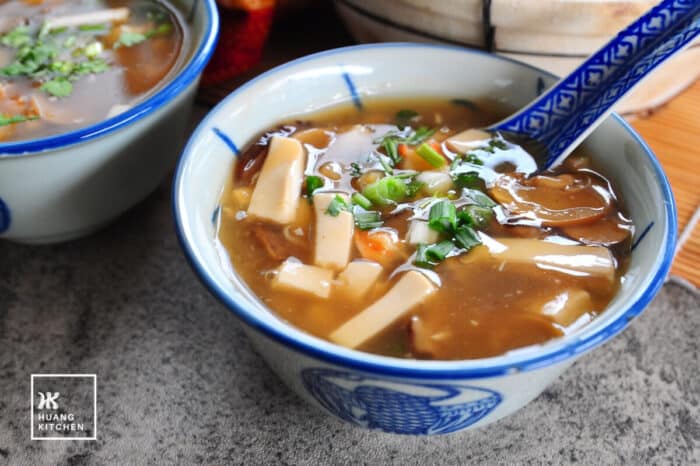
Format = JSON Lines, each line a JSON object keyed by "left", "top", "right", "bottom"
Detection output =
{"left": 336, "top": 0, "right": 700, "bottom": 114}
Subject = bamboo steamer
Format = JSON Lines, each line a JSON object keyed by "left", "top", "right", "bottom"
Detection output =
{"left": 335, "top": 0, "right": 700, "bottom": 114}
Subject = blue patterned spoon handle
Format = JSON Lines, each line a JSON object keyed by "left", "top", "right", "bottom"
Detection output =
{"left": 490, "top": 0, "right": 700, "bottom": 169}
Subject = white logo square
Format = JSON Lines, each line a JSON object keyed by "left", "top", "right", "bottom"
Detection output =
{"left": 30, "top": 374, "right": 97, "bottom": 441}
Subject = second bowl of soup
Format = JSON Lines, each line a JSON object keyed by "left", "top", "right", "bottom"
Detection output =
{"left": 0, "top": 0, "right": 218, "bottom": 243}
{"left": 174, "top": 44, "right": 676, "bottom": 434}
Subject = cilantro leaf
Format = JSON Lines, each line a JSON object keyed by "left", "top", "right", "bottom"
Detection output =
{"left": 0, "top": 114, "right": 39, "bottom": 127}
{"left": 115, "top": 31, "right": 148, "bottom": 48}
{"left": 41, "top": 78, "right": 73, "bottom": 97}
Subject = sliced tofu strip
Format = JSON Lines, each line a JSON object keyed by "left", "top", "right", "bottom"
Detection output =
{"left": 406, "top": 220, "right": 439, "bottom": 245}
{"left": 445, "top": 128, "right": 492, "bottom": 153}
{"left": 272, "top": 258, "right": 333, "bottom": 299}
{"left": 462, "top": 237, "right": 615, "bottom": 282}
{"left": 335, "top": 260, "right": 383, "bottom": 300}
{"left": 247, "top": 136, "right": 305, "bottom": 224}
{"left": 313, "top": 193, "right": 354, "bottom": 270}
{"left": 330, "top": 271, "right": 437, "bottom": 349}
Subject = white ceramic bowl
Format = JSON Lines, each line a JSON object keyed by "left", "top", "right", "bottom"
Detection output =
{"left": 174, "top": 44, "right": 676, "bottom": 435}
{"left": 0, "top": 0, "right": 219, "bottom": 244}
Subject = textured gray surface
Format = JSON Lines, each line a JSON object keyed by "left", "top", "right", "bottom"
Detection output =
{"left": 0, "top": 183, "right": 699, "bottom": 466}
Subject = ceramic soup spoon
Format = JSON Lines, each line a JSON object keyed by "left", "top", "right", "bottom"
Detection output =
{"left": 489, "top": 0, "right": 700, "bottom": 169}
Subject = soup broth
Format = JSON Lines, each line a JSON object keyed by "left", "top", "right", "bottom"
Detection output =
{"left": 217, "top": 98, "right": 633, "bottom": 360}
{"left": 0, "top": 0, "right": 186, "bottom": 142}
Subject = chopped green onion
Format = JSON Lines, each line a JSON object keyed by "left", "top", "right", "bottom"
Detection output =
{"left": 78, "top": 24, "right": 107, "bottom": 32}
{"left": 381, "top": 138, "right": 400, "bottom": 166}
{"left": 458, "top": 205, "right": 493, "bottom": 229}
{"left": 305, "top": 175, "right": 323, "bottom": 197}
{"left": 462, "top": 188, "right": 496, "bottom": 208}
{"left": 453, "top": 172, "right": 481, "bottom": 189}
{"left": 453, "top": 226, "right": 481, "bottom": 251}
{"left": 407, "top": 127, "right": 435, "bottom": 145}
{"left": 354, "top": 209, "right": 383, "bottom": 230}
{"left": 325, "top": 195, "right": 350, "bottom": 217}
{"left": 405, "top": 179, "right": 424, "bottom": 197}
{"left": 351, "top": 192, "right": 373, "bottom": 210}
{"left": 414, "top": 240, "right": 455, "bottom": 268}
{"left": 428, "top": 200, "right": 457, "bottom": 233}
{"left": 377, "top": 154, "right": 394, "bottom": 174}
{"left": 395, "top": 109, "right": 418, "bottom": 128}
{"left": 416, "top": 143, "right": 446, "bottom": 168}
{"left": 362, "top": 176, "right": 409, "bottom": 206}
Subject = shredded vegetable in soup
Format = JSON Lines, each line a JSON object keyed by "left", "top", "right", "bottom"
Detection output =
{"left": 217, "top": 98, "right": 634, "bottom": 360}
{"left": 0, "top": 0, "right": 186, "bottom": 142}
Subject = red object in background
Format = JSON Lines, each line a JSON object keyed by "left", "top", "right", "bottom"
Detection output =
{"left": 202, "top": 2, "right": 276, "bottom": 86}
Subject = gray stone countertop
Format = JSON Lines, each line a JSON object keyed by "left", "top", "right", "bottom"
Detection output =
{"left": 1, "top": 116, "right": 699, "bottom": 465}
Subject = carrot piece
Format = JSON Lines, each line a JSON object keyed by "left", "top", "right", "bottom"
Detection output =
{"left": 354, "top": 230, "right": 403, "bottom": 267}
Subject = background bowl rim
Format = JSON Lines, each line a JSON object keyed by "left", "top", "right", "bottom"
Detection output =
{"left": 173, "top": 42, "right": 677, "bottom": 379}
{"left": 0, "top": 0, "right": 220, "bottom": 158}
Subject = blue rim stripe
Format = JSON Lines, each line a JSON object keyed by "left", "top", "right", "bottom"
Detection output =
{"left": 212, "top": 127, "right": 240, "bottom": 155}
{"left": 631, "top": 221, "right": 655, "bottom": 251}
{"left": 173, "top": 43, "right": 677, "bottom": 380}
{"left": 0, "top": 0, "right": 219, "bottom": 157}
{"left": 342, "top": 71, "right": 363, "bottom": 109}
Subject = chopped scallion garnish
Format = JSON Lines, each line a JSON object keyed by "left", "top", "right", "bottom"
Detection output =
{"left": 325, "top": 195, "right": 350, "bottom": 217}
{"left": 458, "top": 205, "right": 493, "bottom": 229}
{"left": 414, "top": 240, "right": 455, "bottom": 268}
{"left": 428, "top": 200, "right": 457, "bottom": 233}
{"left": 351, "top": 192, "right": 373, "bottom": 210}
{"left": 354, "top": 208, "right": 383, "bottom": 230}
{"left": 453, "top": 226, "right": 481, "bottom": 251}
{"left": 462, "top": 188, "right": 496, "bottom": 208}
{"left": 362, "top": 176, "right": 410, "bottom": 206}
{"left": 416, "top": 143, "right": 446, "bottom": 168}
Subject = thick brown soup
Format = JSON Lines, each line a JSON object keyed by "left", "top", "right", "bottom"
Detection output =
{"left": 217, "top": 98, "right": 633, "bottom": 360}
{"left": 0, "top": 0, "right": 186, "bottom": 142}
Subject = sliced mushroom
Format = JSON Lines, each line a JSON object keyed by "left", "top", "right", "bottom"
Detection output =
{"left": 490, "top": 172, "right": 611, "bottom": 227}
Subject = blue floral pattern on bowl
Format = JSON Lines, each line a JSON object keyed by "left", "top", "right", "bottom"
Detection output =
{"left": 302, "top": 368, "right": 502, "bottom": 434}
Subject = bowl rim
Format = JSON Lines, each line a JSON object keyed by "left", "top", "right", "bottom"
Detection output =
{"left": 173, "top": 42, "right": 677, "bottom": 379}
{"left": 0, "top": 0, "right": 219, "bottom": 158}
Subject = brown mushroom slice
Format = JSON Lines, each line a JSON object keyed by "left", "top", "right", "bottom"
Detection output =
{"left": 561, "top": 215, "right": 633, "bottom": 246}
{"left": 490, "top": 173, "right": 611, "bottom": 227}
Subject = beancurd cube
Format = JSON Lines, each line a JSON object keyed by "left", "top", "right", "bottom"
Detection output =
{"left": 313, "top": 193, "right": 354, "bottom": 270}
{"left": 445, "top": 128, "right": 492, "bottom": 153}
{"left": 247, "top": 136, "right": 305, "bottom": 224}
{"left": 539, "top": 288, "right": 593, "bottom": 327}
{"left": 330, "top": 271, "right": 437, "bottom": 349}
{"left": 335, "top": 260, "right": 383, "bottom": 300}
{"left": 272, "top": 259, "right": 333, "bottom": 299}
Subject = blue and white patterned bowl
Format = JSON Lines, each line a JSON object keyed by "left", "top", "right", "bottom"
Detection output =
{"left": 174, "top": 43, "right": 676, "bottom": 435}
{"left": 0, "top": 0, "right": 218, "bottom": 244}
